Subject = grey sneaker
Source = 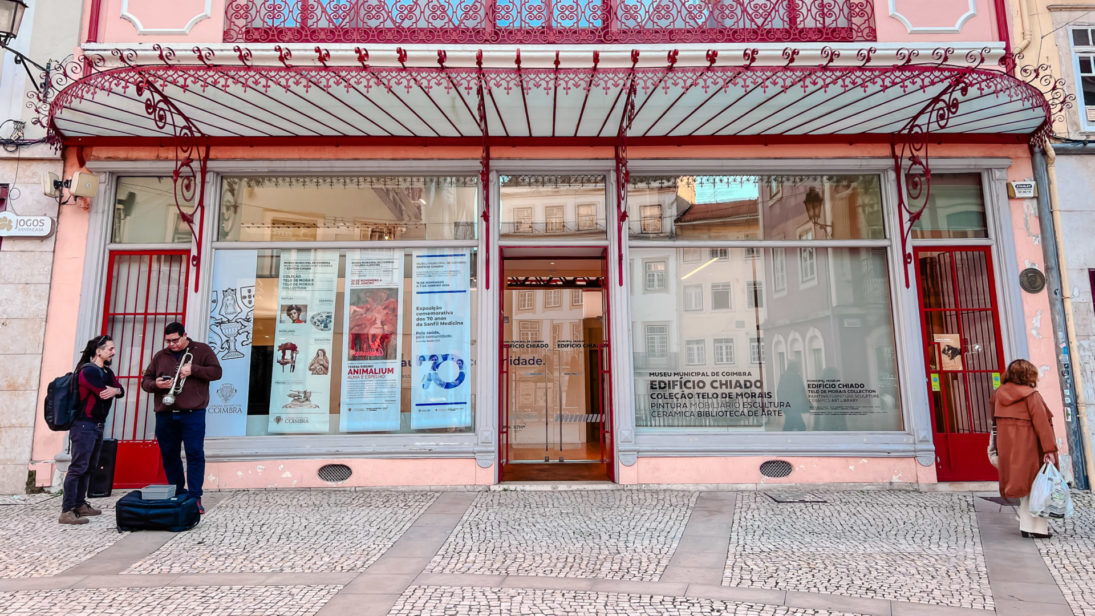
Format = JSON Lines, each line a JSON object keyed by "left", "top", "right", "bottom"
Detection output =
{"left": 75, "top": 502, "right": 102, "bottom": 516}
{"left": 58, "top": 510, "right": 89, "bottom": 525}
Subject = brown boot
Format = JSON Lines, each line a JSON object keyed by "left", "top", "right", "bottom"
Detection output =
{"left": 59, "top": 510, "right": 89, "bottom": 525}
{"left": 75, "top": 502, "right": 102, "bottom": 516}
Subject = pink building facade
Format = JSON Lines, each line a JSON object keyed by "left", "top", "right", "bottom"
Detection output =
{"left": 21, "top": 0, "right": 1079, "bottom": 489}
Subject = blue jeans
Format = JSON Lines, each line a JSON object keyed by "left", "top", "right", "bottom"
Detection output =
{"left": 154, "top": 409, "right": 206, "bottom": 498}
{"left": 63, "top": 420, "right": 104, "bottom": 512}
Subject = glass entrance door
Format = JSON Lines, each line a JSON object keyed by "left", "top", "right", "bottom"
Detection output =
{"left": 500, "top": 255, "right": 610, "bottom": 480}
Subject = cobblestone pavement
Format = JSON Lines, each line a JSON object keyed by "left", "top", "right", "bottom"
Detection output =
{"left": 724, "top": 491, "right": 993, "bottom": 611}
{"left": 0, "top": 486, "right": 1087, "bottom": 616}
{"left": 0, "top": 585, "right": 341, "bottom": 616}
{"left": 0, "top": 493, "right": 125, "bottom": 578}
{"left": 426, "top": 490, "right": 696, "bottom": 581}
{"left": 1034, "top": 492, "right": 1095, "bottom": 616}
{"left": 125, "top": 490, "right": 438, "bottom": 574}
{"left": 388, "top": 585, "right": 857, "bottom": 616}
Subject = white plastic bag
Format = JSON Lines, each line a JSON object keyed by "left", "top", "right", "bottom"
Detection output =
{"left": 1030, "top": 463, "right": 1073, "bottom": 519}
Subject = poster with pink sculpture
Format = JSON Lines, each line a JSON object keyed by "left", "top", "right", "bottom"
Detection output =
{"left": 340, "top": 249, "right": 405, "bottom": 432}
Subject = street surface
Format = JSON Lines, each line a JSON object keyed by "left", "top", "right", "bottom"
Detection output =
{"left": 0, "top": 487, "right": 1090, "bottom": 615}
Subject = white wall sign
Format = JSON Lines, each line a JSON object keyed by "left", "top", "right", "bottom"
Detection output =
{"left": 0, "top": 212, "right": 53, "bottom": 237}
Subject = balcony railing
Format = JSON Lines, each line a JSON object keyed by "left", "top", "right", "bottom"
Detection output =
{"left": 225, "top": 0, "right": 876, "bottom": 44}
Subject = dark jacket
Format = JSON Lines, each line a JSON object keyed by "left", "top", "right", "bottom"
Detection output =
{"left": 77, "top": 363, "right": 124, "bottom": 422}
{"left": 991, "top": 383, "right": 1057, "bottom": 498}
{"left": 140, "top": 340, "right": 222, "bottom": 412}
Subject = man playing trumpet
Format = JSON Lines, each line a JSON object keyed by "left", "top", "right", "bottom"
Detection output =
{"left": 141, "top": 322, "right": 222, "bottom": 514}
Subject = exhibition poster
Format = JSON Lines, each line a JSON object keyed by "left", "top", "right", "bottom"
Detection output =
{"left": 411, "top": 249, "right": 472, "bottom": 429}
{"left": 340, "top": 249, "right": 404, "bottom": 432}
{"left": 269, "top": 249, "right": 339, "bottom": 433}
{"left": 205, "top": 249, "right": 257, "bottom": 437}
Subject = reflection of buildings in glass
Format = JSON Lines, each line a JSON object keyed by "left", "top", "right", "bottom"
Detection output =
{"left": 221, "top": 177, "right": 478, "bottom": 242}
{"left": 499, "top": 177, "right": 606, "bottom": 237}
{"left": 504, "top": 287, "right": 598, "bottom": 451}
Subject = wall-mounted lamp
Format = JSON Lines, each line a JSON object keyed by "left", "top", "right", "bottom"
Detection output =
{"left": 0, "top": 0, "right": 54, "bottom": 100}
{"left": 802, "top": 186, "right": 832, "bottom": 238}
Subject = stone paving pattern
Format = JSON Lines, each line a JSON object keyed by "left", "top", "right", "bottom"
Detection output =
{"left": 1034, "top": 491, "right": 1095, "bottom": 616}
{"left": 0, "top": 486, "right": 1089, "bottom": 616}
{"left": 426, "top": 490, "right": 697, "bottom": 581}
{"left": 0, "top": 585, "right": 341, "bottom": 616}
{"left": 0, "top": 493, "right": 126, "bottom": 578}
{"left": 125, "top": 490, "right": 438, "bottom": 574}
{"left": 724, "top": 491, "right": 993, "bottom": 611}
{"left": 388, "top": 585, "right": 861, "bottom": 616}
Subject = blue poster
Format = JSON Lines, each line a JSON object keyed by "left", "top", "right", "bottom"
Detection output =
{"left": 411, "top": 249, "right": 472, "bottom": 429}
{"left": 340, "top": 249, "right": 404, "bottom": 432}
{"left": 205, "top": 249, "right": 257, "bottom": 437}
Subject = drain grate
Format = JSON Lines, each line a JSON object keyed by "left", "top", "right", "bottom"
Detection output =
{"left": 759, "top": 459, "right": 793, "bottom": 478}
{"left": 318, "top": 463, "right": 352, "bottom": 483}
{"left": 765, "top": 491, "right": 828, "bottom": 504}
{"left": 979, "top": 496, "right": 1019, "bottom": 507}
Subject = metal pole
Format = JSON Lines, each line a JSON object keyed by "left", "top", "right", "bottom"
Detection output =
{"left": 1032, "top": 147, "right": 1089, "bottom": 489}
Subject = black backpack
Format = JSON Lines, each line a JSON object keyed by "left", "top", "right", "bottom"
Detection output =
{"left": 44, "top": 370, "right": 81, "bottom": 431}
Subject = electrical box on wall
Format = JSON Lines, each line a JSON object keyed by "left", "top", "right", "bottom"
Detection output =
{"left": 1007, "top": 180, "right": 1037, "bottom": 199}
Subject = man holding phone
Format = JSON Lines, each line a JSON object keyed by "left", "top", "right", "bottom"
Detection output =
{"left": 141, "top": 322, "right": 222, "bottom": 514}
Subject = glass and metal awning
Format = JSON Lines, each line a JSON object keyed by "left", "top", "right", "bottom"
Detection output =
{"left": 43, "top": 45, "right": 1054, "bottom": 146}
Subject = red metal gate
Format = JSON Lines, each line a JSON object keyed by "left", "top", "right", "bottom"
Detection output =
{"left": 914, "top": 247, "right": 1004, "bottom": 482}
{"left": 101, "top": 250, "right": 190, "bottom": 488}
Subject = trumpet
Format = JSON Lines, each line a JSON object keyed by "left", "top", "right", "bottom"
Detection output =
{"left": 162, "top": 349, "right": 193, "bottom": 407}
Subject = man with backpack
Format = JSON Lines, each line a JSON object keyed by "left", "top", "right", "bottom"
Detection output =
{"left": 60, "top": 335, "right": 124, "bottom": 525}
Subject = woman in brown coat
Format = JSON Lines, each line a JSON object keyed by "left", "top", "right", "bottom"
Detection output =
{"left": 991, "top": 359, "right": 1058, "bottom": 538}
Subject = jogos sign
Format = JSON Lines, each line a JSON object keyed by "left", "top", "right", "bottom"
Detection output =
{"left": 0, "top": 212, "right": 53, "bottom": 237}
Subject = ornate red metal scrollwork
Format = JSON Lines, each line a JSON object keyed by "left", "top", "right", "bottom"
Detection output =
{"left": 476, "top": 50, "right": 491, "bottom": 290}
{"left": 224, "top": 0, "right": 876, "bottom": 45}
{"left": 891, "top": 71, "right": 973, "bottom": 289}
{"left": 615, "top": 51, "right": 639, "bottom": 287}
{"left": 134, "top": 77, "right": 210, "bottom": 293}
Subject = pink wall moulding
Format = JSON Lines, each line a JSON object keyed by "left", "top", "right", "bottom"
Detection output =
{"left": 889, "top": 0, "right": 979, "bottom": 34}
{"left": 120, "top": 0, "right": 212, "bottom": 34}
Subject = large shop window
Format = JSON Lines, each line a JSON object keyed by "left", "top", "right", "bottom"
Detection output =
{"left": 628, "top": 174, "right": 901, "bottom": 433}
{"left": 207, "top": 247, "right": 478, "bottom": 436}
{"left": 219, "top": 176, "right": 479, "bottom": 242}
{"left": 208, "top": 175, "right": 479, "bottom": 437}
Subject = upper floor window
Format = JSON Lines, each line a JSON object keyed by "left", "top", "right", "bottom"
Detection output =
{"left": 226, "top": 0, "right": 876, "bottom": 44}
{"left": 1074, "top": 28, "right": 1095, "bottom": 129}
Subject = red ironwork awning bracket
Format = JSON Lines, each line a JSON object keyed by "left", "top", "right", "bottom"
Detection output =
{"left": 134, "top": 76, "right": 209, "bottom": 293}
{"left": 476, "top": 50, "right": 491, "bottom": 290}
{"left": 891, "top": 69, "right": 974, "bottom": 288}
{"left": 615, "top": 51, "right": 639, "bottom": 286}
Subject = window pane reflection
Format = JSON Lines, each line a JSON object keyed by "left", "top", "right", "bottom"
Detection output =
{"left": 628, "top": 175, "right": 884, "bottom": 240}
{"left": 631, "top": 247, "right": 902, "bottom": 431}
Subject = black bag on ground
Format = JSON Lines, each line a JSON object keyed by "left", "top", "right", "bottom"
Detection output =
{"left": 115, "top": 490, "right": 201, "bottom": 532}
{"left": 87, "top": 439, "right": 118, "bottom": 498}
{"left": 43, "top": 372, "right": 80, "bottom": 431}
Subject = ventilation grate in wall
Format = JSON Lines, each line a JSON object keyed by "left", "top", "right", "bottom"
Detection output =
{"left": 759, "top": 459, "right": 793, "bottom": 478}
{"left": 318, "top": 463, "right": 352, "bottom": 483}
